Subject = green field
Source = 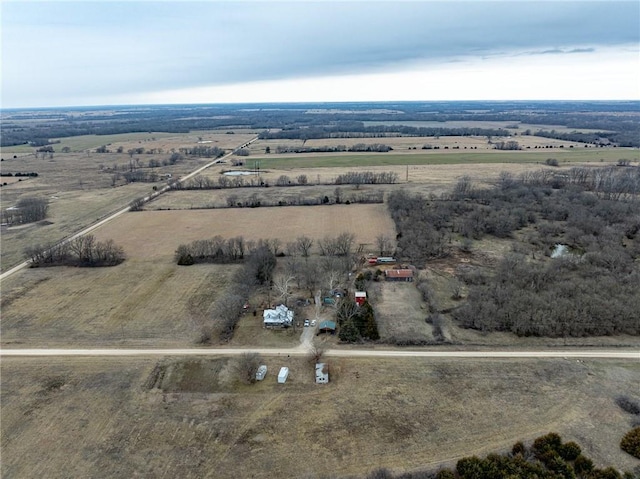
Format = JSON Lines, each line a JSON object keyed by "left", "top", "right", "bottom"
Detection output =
{"left": 256, "top": 148, "right": 639, "bottom": 169}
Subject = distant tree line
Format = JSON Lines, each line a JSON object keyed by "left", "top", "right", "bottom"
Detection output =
{"left": 274, "top": 143, "right": 393, "bottom": 153}
{"left": 0, "top": 172, "right": 39, "bottom": 177}
{"left": 24, "top": 235, "right": 125, "bottom": 267}
{"left": 177, "top": 146, "right": 225, "bottom": 158}
{"left": 532, "top": 129, "right": 640, "bottom": 147}
{"left": 335, "top": 171, "right": 398, "bottom": 185}
{"left": 175, "top": 170, "right": 398, "bottom": 190}
{"left": 3, "top": 102, "right": 638, "bottom": 147}
{"left": 362, "top": 432, "right": 635, "bottom": 479}
{"left": 259, "top": 125, "right": 510, "bottom": 141}
{"left": 493, "top": 140, "right": 521, "bottom": 150}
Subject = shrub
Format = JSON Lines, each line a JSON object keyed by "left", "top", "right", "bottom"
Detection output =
{"left": 620, "top": 427, "right": 640, "bottom": 459}
{"left": 615, "top": 395, "right": 640, "bottom": 415}
{"left": 559, "top": 441, "right": 581, "bottom": 461}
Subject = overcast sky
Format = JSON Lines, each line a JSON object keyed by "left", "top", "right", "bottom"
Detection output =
{"left": 2, "top": 1, "right": 639, "bottom": 108}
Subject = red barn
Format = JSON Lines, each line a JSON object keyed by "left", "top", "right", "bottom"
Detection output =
{"left": 385, "top": 269, "right": 414, "bottom": 282}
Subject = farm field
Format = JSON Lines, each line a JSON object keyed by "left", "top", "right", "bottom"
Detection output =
{"left": 1, "top": 356, "right": 638, "bottom": 478}
{"left": 0, "top": 261, "right": 237, "bottom": 348}
{"left": 0, "top": 130, "right": 258, "bottom": 154}
{"left": 2, "top": 104, "right": 639, "bottom": 479}
{"left": 251, "top": 134, "right": 585, "bottom": 154}
{"left": 362, "top": 120, "right": 614, "bottom": 133}
{"left": 242, "top": 148, "right": 639, "bottom": 169}
{"left": 91, "top": 204, "right": 396, "bottom": 260}
{"left": 160, "top": 159, "right": 626, "bottom": 211}
{"left": 0, "top": 183, "right": 152, "bottom": 271}
{"left": 0, "top": 130, "right": 257, "bottom": 271}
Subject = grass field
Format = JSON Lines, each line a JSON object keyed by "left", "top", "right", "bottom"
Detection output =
{"left": 1, "top": 203, "right": 395, "bottom": 348}
{"left": 371, "top": 281, "right": 433, "bottom": 343}
{"left": 0, "top": 262, "right": 237, "bottom": 348}
{"left": 244, "top": 148, "right": 638, "bottom": 169}
{"left": 91, "top": 204, "right": 396, "bottom": 260}
{"left": 2, "top": 357, "right": 638, "bottom": 478}
{"left": 0, "top": 130, "right": 258, "bottom": 154}
{"left": 0, "top": 131, "right": 257, "bottom": 271}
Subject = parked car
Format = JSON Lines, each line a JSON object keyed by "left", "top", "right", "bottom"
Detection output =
{"left": 304, "top": 319, "right": 310, "bottom": 327}
{"left": 311, "top": 320, "right": 317, "bottom": 327}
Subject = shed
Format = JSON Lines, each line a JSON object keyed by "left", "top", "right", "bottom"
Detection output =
{"left": 277, "top": 367, "right": 289, "bottom": 384}
{"left": 315, "top": 363, "right": 329, "bottom": 384}
{"left": 355, "top": 291, "right": 367, "bottom": 306}
{"left": 318, "top": 320, "right": 337, "bottom": 334}
{"left": 255, "top": 365, "right": 267, "bottom": 381}
{"left": 385, "top": 269, "right": 414, "bottom": 282}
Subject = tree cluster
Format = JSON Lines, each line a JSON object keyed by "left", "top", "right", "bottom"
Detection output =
{"left": 336, "top": 297, "right": 380, "bottom": 342}
{"left": 335, "top": 171, "right": 398, "bottom": 185}
{"left": 493, "top": 140, "right": 521, "bottom": 150}
{"left": 24, "top": 235, "right": 125, "bottom": 268}
{"left": 364, "top": 432, "right": 635, "bottom": 479}
{"left": 177, "top": 146, "right": 225, "bottom": 158}
{"left": 176, "top": 236, "right": 266, "bottom": 265}
{"left": 2, "top": 197, "right": 49, "bottom": 225}
{"left": 0, "top": 172, "right": 39, "bottom": 177}
{"left": 389, "top": 167, "right": 640, "bottom": 337}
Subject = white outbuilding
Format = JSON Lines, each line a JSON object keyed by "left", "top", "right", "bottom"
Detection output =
{"left": 277, "top": 367, "right": 289, "bottom": 384}
{"left": 315, "top": 363, "right": 329, "bottom": 384}
{"left": 255, "top": 365, "right": 267, "bottom": 381}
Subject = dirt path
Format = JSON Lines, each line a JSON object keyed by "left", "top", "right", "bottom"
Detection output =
{"left": 0, "top": 136, "right": 259, "bottom": 281}
{"left": 1, "top": 348, "right": 638, "bottom": 359}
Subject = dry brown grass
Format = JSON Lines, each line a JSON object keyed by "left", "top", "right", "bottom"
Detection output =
{"left": 249, "top": 134, "right": 584, "bottom": 156}
{"left": 370, "top": 281, "right": 433, "bottom": 342}
{"left": 0, "top": 262, "right": 238, "bottom": 348}
{"left": 0, "top": 131, "right": 257, "bottom": 271}
{"left": 92, "top": 204, "right": 396, "bottom": 260}
{"left": 2, "top": 356, "right": 638, "bottom": 478}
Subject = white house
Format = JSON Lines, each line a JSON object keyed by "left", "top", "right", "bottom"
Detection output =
{"left": 263, "top": 304, "right": 294, "bottom": 328}
{"left": 315, "top": 363, "right": 329, "bottom": 384}
{"left": 278, "top": 367, "right": 289, "bottom": 384}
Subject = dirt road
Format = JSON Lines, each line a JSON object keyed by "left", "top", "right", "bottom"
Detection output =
{"left": 0, "top": 136, "right": 259, "bottom": 281}
{"left": 1, "top": 347, "right": 637, "bottom": 359}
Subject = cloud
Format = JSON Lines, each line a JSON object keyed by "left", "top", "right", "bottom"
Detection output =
{"left": 2, "top": 1, "right": 639, "bottom": 107}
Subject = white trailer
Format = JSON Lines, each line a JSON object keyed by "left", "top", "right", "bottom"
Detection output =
{"left": 277, "top": 367, "right": 289, "bottom": 384}
{"left": 255, "top": 365, "right": 267, "bottom": 381}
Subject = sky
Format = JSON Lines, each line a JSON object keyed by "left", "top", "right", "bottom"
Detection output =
{"left": 1, "top": 0, "right": 639, "bottom": 108}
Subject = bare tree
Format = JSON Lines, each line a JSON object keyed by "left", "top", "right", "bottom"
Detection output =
{"left": 295, "top": 236, "right": 314, "bottom": 258}
{"left": 233, "top": 352, "right": 262, "bottom": 384}
{"left": 375, "top": 234, "right": 393, "bottom": 256}
{"left": 334, "top": 232, "right": 355, "bottom": 257}
{"left": 273, "top": 274, "right": 295, "bottom": 307}
{"left": 307, "top": 341, "right": 325, "bottom": 364}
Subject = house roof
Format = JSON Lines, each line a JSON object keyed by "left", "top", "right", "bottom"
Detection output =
{"left": 263, "top": 304, "right": 294, "bottom": 324}
{"left": 318, "top": 320, "right": 336, "bottom": 330}
{"left": 385, "top": 269, "right": 413, "bottom": 278}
